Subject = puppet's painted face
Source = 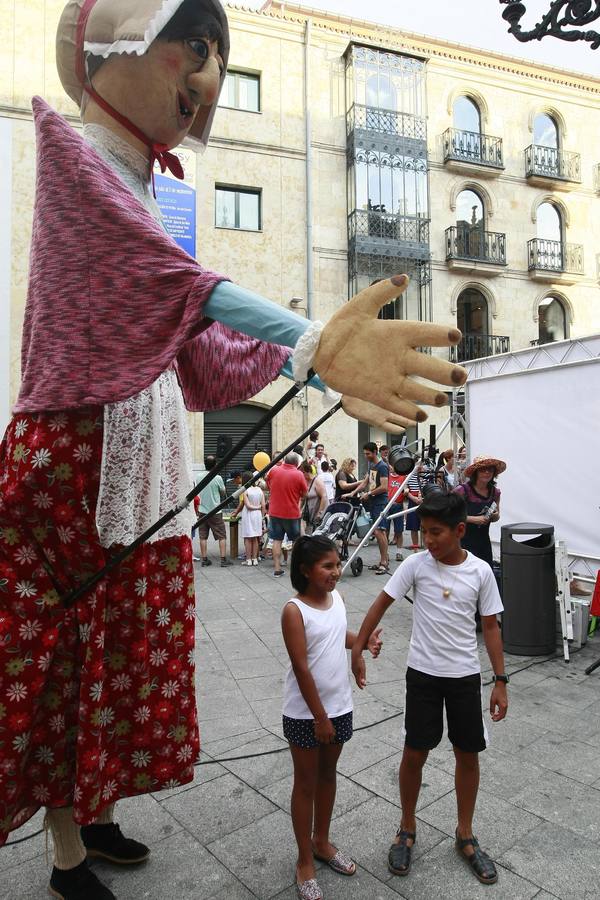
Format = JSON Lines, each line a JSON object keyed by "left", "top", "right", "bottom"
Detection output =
{"left": 92, "top": 35, "right": 223, "bottom": 149}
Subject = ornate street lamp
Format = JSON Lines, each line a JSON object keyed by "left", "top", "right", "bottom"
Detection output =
{"left": 499, "top": 1, "right": 600, "bottom": 48}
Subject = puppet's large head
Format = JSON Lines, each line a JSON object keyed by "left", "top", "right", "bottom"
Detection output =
{"left": 56, "top": 0, "right": 230, "bottom": 151}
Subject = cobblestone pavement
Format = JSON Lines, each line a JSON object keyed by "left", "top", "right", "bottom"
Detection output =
{"left": 4, "top": 540, "right": 600, "bottom": 899}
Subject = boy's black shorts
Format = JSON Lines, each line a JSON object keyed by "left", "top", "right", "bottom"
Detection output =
{"left": 404, "top": 667, "right": 488, "bottom": 753}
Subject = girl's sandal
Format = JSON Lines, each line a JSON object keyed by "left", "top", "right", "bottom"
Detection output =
{"left": 455, "top": 832, "right": 498, "bottom": 885}
{"left": 388, "top": 828, "right": 416, "bottom": 876}
{"left": 296, "top": 877, "right": 323, "bottom": 900}
{"left": 374, "top": 564, "right": 390, "bottom": 575}
{"left": 314, "top": 847, "right": 356, "bottom": 876}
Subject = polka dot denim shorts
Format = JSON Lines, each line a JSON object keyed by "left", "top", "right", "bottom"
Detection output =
{"left": 283, "top": 711, "right": 353, "bottom": 749}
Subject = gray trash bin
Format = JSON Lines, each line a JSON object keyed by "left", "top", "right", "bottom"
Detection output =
{"left": 501, "top": 523, "right": 555, "bottom": 656}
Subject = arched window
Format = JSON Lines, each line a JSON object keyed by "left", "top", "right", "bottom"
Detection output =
{"left": 453, "top": 96, "right": 481, "bottom": 134}
{"left": 534, "top": 113, "right": 559, "bottom": 149}
{"left": 538, "top": 296, "right": 567, "bottom": 344}
{"left": 457, "top": 288, "right": 488, "bottom": 336}
{"left": 455, "top": 189, "right": 485, "bottom": 257}
{"left": 536, "top": 202, "right": 562, "bottom": 242}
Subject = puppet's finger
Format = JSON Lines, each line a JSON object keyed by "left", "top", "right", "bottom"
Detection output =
{"left": 403, "top": 349, "right": 467, "bottom": 387}
{"left": 347, "top": 275, "right": 409, "bottom": 318}
{"left": 390, "top": 320, "right": 463, "bottom": 348}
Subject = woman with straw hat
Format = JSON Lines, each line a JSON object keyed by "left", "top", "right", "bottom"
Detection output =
{"left": 454, "top": 455, "right": 506, "bottom": 568}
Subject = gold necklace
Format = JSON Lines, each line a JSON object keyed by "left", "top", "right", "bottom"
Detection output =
{"left": 435, "top": 559, "right": 461, "bottom": 599}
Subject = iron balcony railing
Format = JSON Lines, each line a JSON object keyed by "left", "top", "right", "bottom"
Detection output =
{"left": 525, "top": 145, "right": 581, "bottom": 182}
{"left": 442, "top": 128, "right": 503, "bottom": 168}
{"left": 445, "top": 226, "right": 506, "bottom": 266}
{"left": 450, "top": 333, "right": 510, "bottom": 363}
{"left": 348, "top": 208, "right": 430, "bottom": 245}
{"left": 527, "top": 239, "right": 584, "bottom": 274}
{"left": 347, "top": 103, "right": 427, "bottom": 141}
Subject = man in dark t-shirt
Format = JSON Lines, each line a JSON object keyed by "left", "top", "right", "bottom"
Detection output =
{"left": 358, "top": 442, "right": 390, "bottom": 574}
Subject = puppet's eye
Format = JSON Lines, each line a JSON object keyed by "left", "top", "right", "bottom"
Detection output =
{"left": 185, "top": 39, "right": 209, "bottom": 61}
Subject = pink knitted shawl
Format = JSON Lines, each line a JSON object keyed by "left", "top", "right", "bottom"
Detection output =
{"left": 14, "top": 98, "right": 289, "bottom": 414}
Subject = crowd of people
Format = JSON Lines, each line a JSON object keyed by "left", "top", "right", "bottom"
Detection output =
{"left": 194, "top": 434, "right": 507, "bottom": 586}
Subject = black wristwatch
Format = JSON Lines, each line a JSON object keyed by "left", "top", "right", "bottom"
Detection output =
{"left": 492, "top": 674, "right": 509, "bottom": 684}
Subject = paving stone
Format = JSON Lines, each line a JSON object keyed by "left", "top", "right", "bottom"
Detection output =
{"left": 336, "top": 729, "right": 400, "bottom": 777}
{"left": 479, "top": 715, "right": 548, "bottom": 756}
{"left": 427, "top": 746, "right": 547, "bottom": 803}
{"left": 248, "top": 696, "right": 286, "bottom": 727}
{"left": 384, "top": 835, "right": 540, "bottom": 899}
{"left": 198, "top": 688, "right": 255, "bottom": 722}
{"left": 518, "top": 676, "right": 598, "bottom": 711}
{"left": 498, "top": 821, "right": 600, "bottom": 899}
{"left": 226, "top": 656, "right": 286, "bottom": 679}
{"left": 207, "top": 809, "right": 298, "bottom": 898}
{"left": 161, "top": 772, "right": 277, "bottom": 844}
{"left": 516, "top": 732, "right": 600, "bottom": 785}
{"left": 200, "top": 712, "right": 263, "bottom": 744}
{"left": 92, "top": 830, "right": 243, "bottom": 899}
{"left": 260, "top": 771, "right": 373, "bottom": 819}
{"left": 351, "top": 754, "right": 455, "bottom": 811}
{"left": 153, "top": 753, "right": 228, "bottom": 801}
{"left": 330, "top": 794, "right": 446, "bottom": 883}
{"left": 201, "top": 726, "right": 275, "bottom": 758}
{"left": 510, "top": 769, "right": 600, "bottom": 842}
{"left": 508, "top": 690, "right": 600, "bottom": 742}
{"left": 221, "top": 736, "right": 292, "bottom": 789}
{"left": 417, "top": 787, "right": 542, "bottom": 857}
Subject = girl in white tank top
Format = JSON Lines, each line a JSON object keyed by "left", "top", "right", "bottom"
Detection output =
{"left": 281, "top": 536, "right": 382, "bottom": 900}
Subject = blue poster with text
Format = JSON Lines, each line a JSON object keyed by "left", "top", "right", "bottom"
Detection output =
{"left": 155, "top": 173, "right": 196, "bottom": 258}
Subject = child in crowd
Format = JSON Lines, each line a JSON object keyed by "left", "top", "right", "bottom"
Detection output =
{"left": 351, "top": 492, "right": 507, "bottom": 886}
{"left": 320, "top": 460, "right": 336, "bottom": 504}
{"left": 281, "top": 536, "right": 382, "bottom": 900}
{"left": 237, "top": 470, "right": 266, "bottom": 566}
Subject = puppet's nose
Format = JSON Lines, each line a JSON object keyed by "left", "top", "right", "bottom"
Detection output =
{"left": 188, "top": 58, "right": 221, "bottom": 108}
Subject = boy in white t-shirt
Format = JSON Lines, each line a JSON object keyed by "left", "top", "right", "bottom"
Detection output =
{"left": 351, "top": 491, "right": 507, "bottom": 886}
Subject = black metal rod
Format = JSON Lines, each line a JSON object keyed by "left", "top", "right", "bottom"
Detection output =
{"left": 62, "top": 378, "right": 312, "bottom": 608}
{"left": 193, "top": 399, "right": 343, "bottom": 531}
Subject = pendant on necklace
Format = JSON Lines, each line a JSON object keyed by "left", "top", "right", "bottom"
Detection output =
{"left": 443, "top": 589, "right": 451, "bottom": 598}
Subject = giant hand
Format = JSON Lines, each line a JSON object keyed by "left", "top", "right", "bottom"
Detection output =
{"left": 314, "top": 276, "right": 467, "bottom": 422}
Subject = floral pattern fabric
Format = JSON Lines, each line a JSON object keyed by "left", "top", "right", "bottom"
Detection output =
{"left": 0, "top": 409, "right": 198, "bottom": 844}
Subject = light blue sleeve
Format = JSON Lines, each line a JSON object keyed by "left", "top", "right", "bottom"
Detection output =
{"left": 205, "top": 281, "right": 325, "bottom": 392}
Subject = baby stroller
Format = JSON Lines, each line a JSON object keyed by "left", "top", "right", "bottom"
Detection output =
{"left": 311, "top": 501, "right": 371, "bottom": 576}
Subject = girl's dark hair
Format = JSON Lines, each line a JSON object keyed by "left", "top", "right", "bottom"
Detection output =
{"left": 468, "top": 470, "right": 497, "bottom": 493}
{"left": 417, "top": 491, "right": 467, "bottom": 528}
{"left": 299, "top": 460, "right": 313, "bottom": 475}
{"left": 321, "top": 460, "right": 329, "bottom": 472}
{"left": 242, "top": 470, "right": 254, "bottom": 483}
{"left": 290, "top": 536, "right": 339, "bottom": 593}
{"left": 309, "top": 431, "right": 319, "bottom": 441}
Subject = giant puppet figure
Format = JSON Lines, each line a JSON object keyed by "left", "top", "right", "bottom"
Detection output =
{"left": 0, "top": 0, "right": 466, "bottom": 896}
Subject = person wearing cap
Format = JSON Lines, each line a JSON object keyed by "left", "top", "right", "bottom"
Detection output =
{"left": 454, "top": 456, "right": 506, "bottom": 568}
{"left": 0, "top": 1, "right": 468, "bottom": 896}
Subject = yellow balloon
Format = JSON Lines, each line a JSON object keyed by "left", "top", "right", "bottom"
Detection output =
{"left": 253, "top": 451, "right": 271, "bottom": 471}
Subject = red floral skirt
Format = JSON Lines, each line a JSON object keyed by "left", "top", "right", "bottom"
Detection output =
{"left": 0, "top": 409, "right": 198, "bottom": 844}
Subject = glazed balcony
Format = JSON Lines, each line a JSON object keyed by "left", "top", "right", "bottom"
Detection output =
{"left": 445, "top": 226, "right": 506, "bottom": 276}
{"left": 450, "top": 333, "right": 510, "bottom": 363}
{"left": 524, "top": 145, "right": 581, "bottom": 189}
{"left": 527, "top": 239, "right": 584, "bottom": 285}
{"left": 442, "top": 128, "right": 504, "bottom": 177}
{"left": 348, "top": 208, "right": 431, "bottom": 261}
{"left": 347, "top": 103, "right": 427, "bottom": 141}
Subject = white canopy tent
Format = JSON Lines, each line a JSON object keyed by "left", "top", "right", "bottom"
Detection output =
{"left": 462, "top": 334, "right": 600, "bottom": 578}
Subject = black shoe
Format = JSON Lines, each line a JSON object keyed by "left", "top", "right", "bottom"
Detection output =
{"left": 220, "top": 558, "right": 233, "bottom": 567}
{"left": 273, "top": 570, "right": 284, "bottom": 578}
{"left": 201, "top": 558, "right": 212, "bottom": 567}
{"left": 49, "top": 861, "right": 115, "bottom": 899}
{"left": 80, "top": 823, "right": 150, "bottom": 865}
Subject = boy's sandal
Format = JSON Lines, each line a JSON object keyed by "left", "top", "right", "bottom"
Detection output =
{"left": 455, "top": 833, "right": 498, "bottom": 885}
{"left": 367, "top": 563, "right": 381, "bottom": 570}
{"left": 313, "top": 848, "right": 356, "bottom": 876}
{"left": 388, "top": 829, "right": 416, "bottom": 876}
{"left": 374, "top": 564, "right": 390, "bottom": 575}
{"left": 296, "top": 877, "right": 323, "bottom": 900}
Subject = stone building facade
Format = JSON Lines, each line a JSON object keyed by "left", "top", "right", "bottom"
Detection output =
{"left": 1, "top": 0, "right": 599, "bottom": 469}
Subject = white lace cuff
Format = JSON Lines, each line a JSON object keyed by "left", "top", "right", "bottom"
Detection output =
{"left": 292, "top": 320, "right": 324, "bottom": 382}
